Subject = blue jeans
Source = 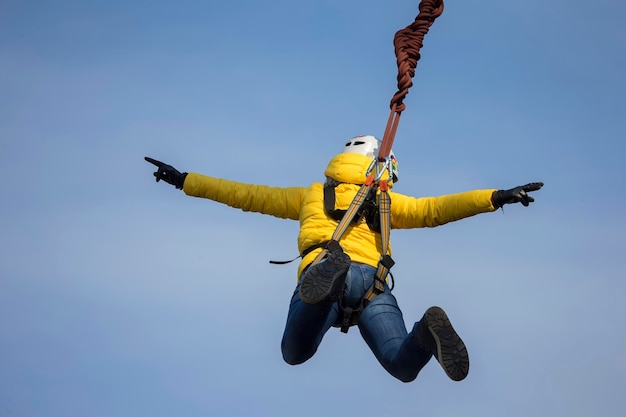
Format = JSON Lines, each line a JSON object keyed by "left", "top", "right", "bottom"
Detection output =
{"left": 281, "top": 261, "right": 433, "bottom": 382}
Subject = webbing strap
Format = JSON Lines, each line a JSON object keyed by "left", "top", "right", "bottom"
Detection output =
{"left": 310, "top": 177, "right": 375, "bottom": 265}
{"left": 373, "top": 183, "right": 392, "bottom": 293}
{"left": 324, "top": 171, "right": 394, "bottom": 334}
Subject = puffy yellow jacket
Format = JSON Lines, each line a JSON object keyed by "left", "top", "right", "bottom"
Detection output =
{"left": 183, "top": 153, "right": 497, "bottom": 280}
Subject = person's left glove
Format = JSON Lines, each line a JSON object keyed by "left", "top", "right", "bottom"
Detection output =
{"left": 491, "top": 182, "right": 544, "bottom": 208}
{"left": 144, "top": 157, "right": 187, "bottom": 190}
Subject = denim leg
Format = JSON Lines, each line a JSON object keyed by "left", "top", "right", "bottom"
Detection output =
{"left": 282, "top": 262, "right": 433, "bottom": 381}
{"left": 281, "top": 283, "right": 339, "bottom": 365}
{"left": 358, "top": 286, "right": 432, "bottom": 382}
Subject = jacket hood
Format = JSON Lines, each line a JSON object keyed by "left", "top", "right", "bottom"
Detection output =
{"left": 324, "top": 153, "right": 392, "bottom": 185}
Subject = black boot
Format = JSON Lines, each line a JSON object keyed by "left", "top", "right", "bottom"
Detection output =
{"left": 415, "top": 306, "right": 469, "bottom": 381}
{"left": 299, "top": 251, "right": 351, "bottom": 304}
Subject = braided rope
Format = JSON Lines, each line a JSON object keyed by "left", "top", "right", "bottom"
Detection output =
{"left": 391, "top": 0, "right": 444, "bottom": 112}
{"left": 378, "top": 0, "right": 444, "bottom": 160}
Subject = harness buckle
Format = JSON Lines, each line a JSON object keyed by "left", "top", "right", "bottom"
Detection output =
{"left": 340, "top": 306, "right": 354, "bottom": 333}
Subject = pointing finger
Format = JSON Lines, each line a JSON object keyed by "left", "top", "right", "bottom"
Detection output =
{"left": 523, "top": 182, "right": 544, "bottom": 192}
{"left": 145, "top": 157, "right": 165, "bottom": 168}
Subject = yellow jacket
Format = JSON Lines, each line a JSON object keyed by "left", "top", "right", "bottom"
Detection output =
{"left": 183, "top": 153, "right": 497, "bottom": 280}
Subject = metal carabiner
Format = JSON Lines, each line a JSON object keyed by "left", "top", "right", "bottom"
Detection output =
{"left": 365, "top": 156, "right": 394, "bottom": 183}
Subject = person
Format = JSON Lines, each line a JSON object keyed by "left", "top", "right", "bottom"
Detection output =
{"left": 145, "top": 135, "right": 543, "bottom": 383}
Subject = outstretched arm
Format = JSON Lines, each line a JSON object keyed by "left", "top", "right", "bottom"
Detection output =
{"left": 144, "top": 156, "right": 305, "bottom": 220}
{"left": 391, "top": 182, "right": 544, "bottom": 229}
{"left": 391, "top": 189, "right": 496, "bottom": 228}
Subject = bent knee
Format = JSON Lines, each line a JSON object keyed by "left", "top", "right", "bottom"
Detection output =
{"left": 396, "top": 372, "right": 418, "bottom": 383}
{"left": 387, "top": 365, "right": 419, "bottom": 383}
{"left": 281, "top": 343, "right": 316, "bottom": 365}
{"left": 282, "top": 350, "right": 313, "bottom": 366}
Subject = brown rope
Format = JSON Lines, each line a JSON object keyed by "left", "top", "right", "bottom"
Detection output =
{"left": 378, "top": 0, "right": 444, "bottom": 160}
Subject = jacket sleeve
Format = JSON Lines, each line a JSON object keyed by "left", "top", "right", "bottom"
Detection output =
{"left": 390, "top": 189, "right": 497, "bottom": 229}
{"left": 182, "top": 172, "right": 305, "bottom": 220}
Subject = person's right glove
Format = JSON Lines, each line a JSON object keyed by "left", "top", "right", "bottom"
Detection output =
{"left": 491, "top": 182, "right": 544, "bottom": 208}
{"left": 144, "top": 157, "right": 187, "bottom": 190}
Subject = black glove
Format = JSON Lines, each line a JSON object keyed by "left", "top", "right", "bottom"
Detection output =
{"left": 491, "top": 182, "right": 544, "bottom": 208}
{"left": 144, "top": 157, "right": 188, "bottom": 190}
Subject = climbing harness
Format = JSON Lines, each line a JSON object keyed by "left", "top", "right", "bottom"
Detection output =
{"left": 310, "top": 0, "right": 446, "bottom": 332}
{"left": 272, "top": 0, "right": 445, "bottom": 332}
{"left": 313, "top": 173, "right": 394, "bottom": 333}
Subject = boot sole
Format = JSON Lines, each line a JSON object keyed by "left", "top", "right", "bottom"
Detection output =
{"left": 299, "top": 252, "right": 351, "bottom": 304}
{"left": 424, "top": 306, "right": 469, "bottom": 381}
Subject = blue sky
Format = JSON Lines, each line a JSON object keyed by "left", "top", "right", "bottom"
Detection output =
{"left": 1, "top": 0, "right": 625, "bottom": 416}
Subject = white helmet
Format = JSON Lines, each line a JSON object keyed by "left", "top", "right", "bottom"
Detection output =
{"left": 343, "top": 135, "right": 399, "bottom": 182}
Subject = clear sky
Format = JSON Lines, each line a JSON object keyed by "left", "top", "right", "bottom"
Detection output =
{"left": 2, "top": 1, "right": 625, "bottom": 416}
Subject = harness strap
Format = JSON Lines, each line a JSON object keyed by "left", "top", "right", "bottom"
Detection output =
{"left": 324, "top": 184, "right": 363, "bottom": 222}
{"left": 309, "top": 176, "right": 376, "bottom": 267}
{"left": 373, "top": 182, "right": 393, "bottom": 293}
{"left": 335, "top": 183, "right": 394, "bottom": 333}
{"left": 340, "top": 305, "right": 355, "bottom": 333}
{"left": 324, "top": 184, "right": 339, "bottom": 219}
{"left": 269, "top": 239, "right": 341, "bottom": 265}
